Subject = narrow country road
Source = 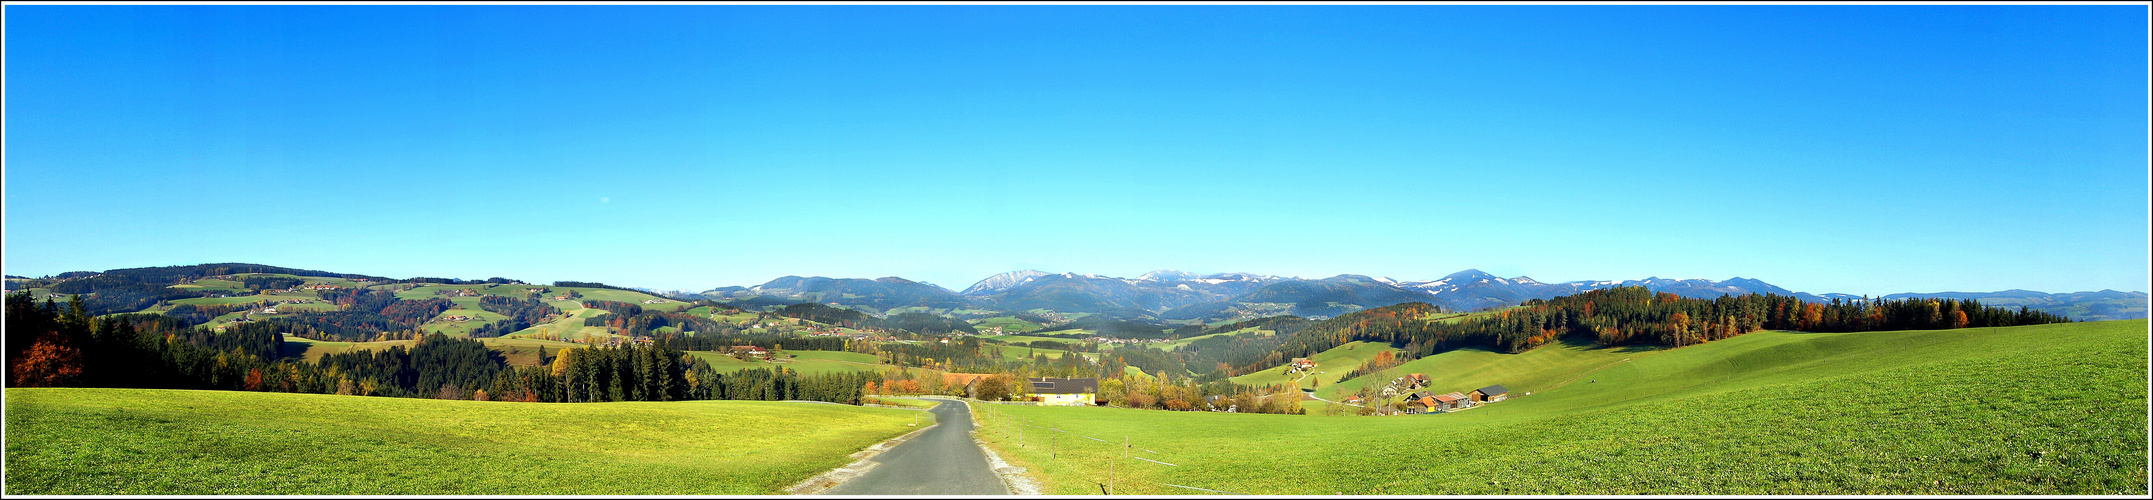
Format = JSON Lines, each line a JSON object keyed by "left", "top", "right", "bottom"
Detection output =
{"left": 821, "top": 399, "right": 1009, "bottom": 495}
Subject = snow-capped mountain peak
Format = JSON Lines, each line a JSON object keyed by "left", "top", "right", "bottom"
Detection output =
{"left": 961, "top": 270, "right": 1050, "bottom": 296}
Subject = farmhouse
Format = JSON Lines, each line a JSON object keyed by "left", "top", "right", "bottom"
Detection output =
{"left": 1470, "top": 385, "right": 1509, "bottom": 403}
{"left": 942, "top": 373, "right": 998, "bottom": 395}
{"left": 1407, "top": 373, "right": 1429, "bottom": 389}
{"left": 1432, "top": 393, "right": 1465, "bottom": 411}
{"left": 728, "top": 345, "right": 771, "bottom": 360}
{"left": 1027, "top": 377, "right": 1101, "bottom": 406}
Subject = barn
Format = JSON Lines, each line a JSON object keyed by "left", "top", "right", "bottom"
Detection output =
{"left": 1470, "top": 385, "right": 1509, "bottom": 403}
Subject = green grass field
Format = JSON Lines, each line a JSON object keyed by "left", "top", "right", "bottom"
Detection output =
{"left": 973, "top": 316, "right": 1046, "bottom": 333}
{"left": 996, "top": 345, "right": 1081, "bottom": 360}
{"left": 1149, "top": 326, "right": 1273, "bottom": 351}
{"left": 1314, "top": 337, "right": 1659, "bottom": 403}
{"left": 681, "top": 350, "right": 886, "bottom": 377}
{"left": 478, "top": 337, "right": 582, "bottom": 366}
{"left": 687, "top": 350, "right": 777, "bottom": 373}
{"left": 3, "top": 388, "right": 922, "bottom": 495}
{"left": 974, "top": 320, "right": 2150, "bottom": 495}
{"left": 1229, "top": 341, "right": 1404, "bottom": 389}
{"left": 280, "top": 335, "right": 419, "bottom": 362}
{"left": 418, "top": 305, "right": 510, "bottom": 337}
{"left": 768, "top": 350, "right": 886, "bottom": 376}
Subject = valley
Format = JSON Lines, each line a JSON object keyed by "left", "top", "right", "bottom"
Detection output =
{"left": 3, "top": 262, "right": 2145, "bottom": 495}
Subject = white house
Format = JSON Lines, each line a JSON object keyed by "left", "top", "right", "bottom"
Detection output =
{"left": 1027, "top": 377, "right": 1100, "bottom": 406}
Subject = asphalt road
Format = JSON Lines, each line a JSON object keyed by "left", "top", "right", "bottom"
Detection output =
{"left": 821, "top": 399, "right": 1010, "bottom": 496}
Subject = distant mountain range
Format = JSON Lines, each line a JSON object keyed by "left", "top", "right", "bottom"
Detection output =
{"left": 700, "top": 269, "right": 2148, "bottom": 323}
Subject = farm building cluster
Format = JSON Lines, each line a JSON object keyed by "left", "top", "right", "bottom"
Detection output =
{"left": 1084, "top": 336, "right": 1171, "bottom": 345}
{"left": 1345, "top": 372, "right": 1512, "bottom": 414}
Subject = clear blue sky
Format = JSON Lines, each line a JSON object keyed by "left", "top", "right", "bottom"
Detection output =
{"left": 5, "top": 5, "right": 2147, "bottom": 296}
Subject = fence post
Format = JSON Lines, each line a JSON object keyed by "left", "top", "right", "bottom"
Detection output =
{"left": 1124, "top": 435, "right": 1129, "bottom": 458}
{"left": 1108, "top": 457, "right": 1114, "bottom": 495}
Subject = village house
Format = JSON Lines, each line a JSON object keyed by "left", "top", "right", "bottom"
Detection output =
{"left": 1432, "top": 393, "right": 1466, "bottom": 411}
{"left": 1470, "top": 385, "right": 1509, "bottom": 403}
{"left": 1409, "top": 395, "right": 1440, "bottom": 413}
{"left": 1407, "top": 373, "right": 1429, "bottom": 389}
{"left": 1027, "top": 377, "right": 1101, "bottom": 406}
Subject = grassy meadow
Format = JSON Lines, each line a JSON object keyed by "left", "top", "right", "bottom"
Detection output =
{"left": 3, "top": 388, "right": 922, "bottom": 495}
{"left": 1229, "top": 341, "right": 1404, "bottom": 388}
{"left": 1314, "top": 337, "right": 1659, "bottom": 403}
{"left": 279, "top": 335, "right": 419, "bottom": 363}
{"left": 973, "top": 320, "right": 2149, "bottom": 495}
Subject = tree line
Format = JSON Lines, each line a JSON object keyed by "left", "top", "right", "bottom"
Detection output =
{"left": 6, "top": 292, "right": 883, "bottom": 407}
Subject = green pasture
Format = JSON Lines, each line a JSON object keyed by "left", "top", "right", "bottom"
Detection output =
{"left": 766, "top": 350, "right": 885, "bottom": 376}
{"left": 971, "top": 320, "right": 2149, "bottom": 495}
{"left": 1315, "top": 337, "right": 1657, "bottom": 403}
{"left": 996, "top": 345, "right": 1079, "bottom": 360}
{"left": 478, "top": 337, "right": 583, "bottom": 367}
{"left": 164, "top": 294, "right": 290, "bottom": 307}
{"left": 420, "top": 307, "right": 511, "bottom": 337}
{"left": 686, "top": 351, "right": 774, "bottom": 373}
{"left": 986, "top": 333, "right": 1091, "bottom": 345}
{"left": 1149, "top": 326, "right": 1272, "bottom": 351}
{"left": 973, "top": 316, "right": 1045, "bottom": 333}
{"left": 865, "top": 397, "right": 941, "bottom": 409}
{"left": 4, "top": 388, "right": 921, "bottom": 495}
{"left": 280, "top": 335, "right": 419, "bottom": 363}
{"left": 1229, "top": 341, "right": 1404, "bottom": 388}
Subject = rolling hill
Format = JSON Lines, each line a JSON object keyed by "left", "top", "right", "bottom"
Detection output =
{"left": 971, "top": 319, "right": 2150, "bottom": 495}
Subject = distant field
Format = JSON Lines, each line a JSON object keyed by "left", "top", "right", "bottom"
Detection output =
{"left": 995, "top": 344, "right": 1077, "bottom": 360}
{"left": 479, "top": 337, "right": 581, "bottom": 366}
{"left": 3, "top": 388, "right": 921, "bottom": 494}
{"left": 419, "top": 306, "right": 510, "bottom": 337}
{"left": 1230, "top": 341, "right": 1403, "bottom": 389}
{"left": 972, "top": 316, "right": 1045, "bottom": 333}
{"left": 281, "top": 335, "right": 418, "bottom": 362}
{"left": 770, "top": 350, "right": 885, "bottom": 376}
{"left": 1315, "top": 337, "right": 1658, "bottom": 404}
{"left": 686, "top": 350, "right": 774, "bottom": 373}
{"left": 973, "top": 320, "right": 2150, "bottom": 495}
{"left": 985, "top": 333, "right": 1089, "bottom": 345}
{"left": 682, "top": 350, "right": 885, "bottom": 376}
{"left": 1147, "top": 326, "right": 1272, "bottom": 350}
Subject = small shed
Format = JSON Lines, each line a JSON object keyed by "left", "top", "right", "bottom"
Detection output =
{"left": 1470, "top": 385, "right": 1509, "bottom": 403}
{"left": 1432, "top": 393, "right": 1464, "bottom": 411}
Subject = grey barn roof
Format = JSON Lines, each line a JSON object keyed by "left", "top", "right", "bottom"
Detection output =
{"left": 1028, "top": 377, "right": 1099, "bottom": 394}
{"left": 1475, "top": 385, "right": 1509, "bottom": 396}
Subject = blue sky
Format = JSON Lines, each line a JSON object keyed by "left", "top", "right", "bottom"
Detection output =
{"left": 4, "top": 5, "right": 2147, "bottom": 296}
